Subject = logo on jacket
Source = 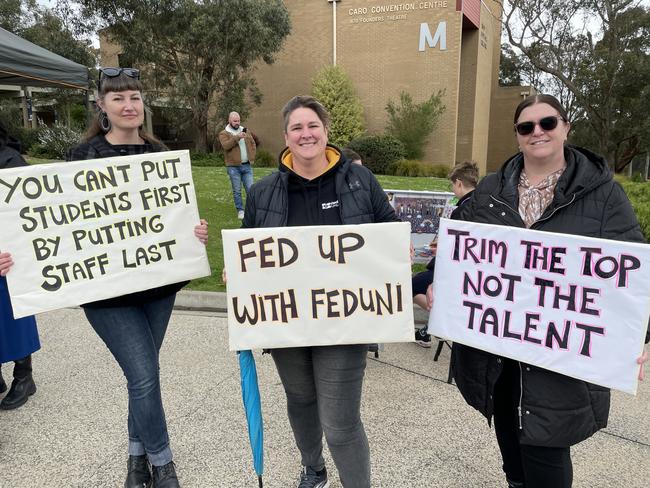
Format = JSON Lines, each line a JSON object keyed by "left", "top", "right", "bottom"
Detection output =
{"left": 322, "top": 200, "right": 340, "bottom": 210}
{"left": 349, "top": 180, "right": 361, "bottom": 190}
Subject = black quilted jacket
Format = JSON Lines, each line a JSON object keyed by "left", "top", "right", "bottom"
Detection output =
{"left": 242, "top": 145, "right": 399, "bottom": 228}
{"left": 451, "top": 145, "right": 647, "bottom": 447}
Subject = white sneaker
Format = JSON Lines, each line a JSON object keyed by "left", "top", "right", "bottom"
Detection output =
{"left": 237, "top": 210, "right": 245, "bottom": 219}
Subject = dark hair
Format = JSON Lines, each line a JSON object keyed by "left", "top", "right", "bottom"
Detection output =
{"left": 83, "top": 71, "right": 162, "bottom": 145}
{"left": 342, "top": 148, "right": 361, "bottom": 162}
{"left": 448, "top": 160, "right": 479, "bottom": 188}
{"left": 513, "top": 94, "right": 569, "bottom": 125}
{"left": 281, "top": 95, "right": 330, "bottom": 132}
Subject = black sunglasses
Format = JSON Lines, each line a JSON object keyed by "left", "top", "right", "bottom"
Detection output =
{"left": 98, "top": 67, "right": 140, "bottom": 90}
{"left": 515, "top": 115, "right": 565, "bottom": 136}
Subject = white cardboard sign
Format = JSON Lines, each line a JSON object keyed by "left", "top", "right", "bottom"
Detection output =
{"left": 0, "top": 150, "right": 210, "bottom": 317}
{"left": 429, "top": 218, "right": 650, "bottom": 394}
{"left": 223, "top": 222, "right": 414, "bottom": 350}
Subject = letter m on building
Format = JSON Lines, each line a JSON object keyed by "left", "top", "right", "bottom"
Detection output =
{"left": 419, "top": 21, "right": 447, "bottom": 51}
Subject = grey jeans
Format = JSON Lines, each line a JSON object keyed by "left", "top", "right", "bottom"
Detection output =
{"left": 271, "top": 344, "right": 370, "bottom": 488}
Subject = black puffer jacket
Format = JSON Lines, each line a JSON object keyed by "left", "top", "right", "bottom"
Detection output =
{"left": 452, "top": 145, "right": 647, "bottom": 447}
{"left": 242, "top": 145, "right": 398, "bottom": 228}
{"left": 0, "top": 129, "right": 25, "bottom": 169}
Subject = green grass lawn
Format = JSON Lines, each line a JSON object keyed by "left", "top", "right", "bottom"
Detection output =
{"left": 190, "top": 166, "right": 450, "bottom": 291}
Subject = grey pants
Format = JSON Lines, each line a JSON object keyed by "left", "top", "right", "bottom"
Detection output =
{"left": 271, "top": 345, "right": 370, "bottom": 488}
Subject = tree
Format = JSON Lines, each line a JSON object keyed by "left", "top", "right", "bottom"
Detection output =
{"left": 311, "top": 65, "right": 365, "bottom": 147}
{"left": 502, "top": 0, "right": 650, "bottom": 172}
{"left": 0, "top": 0, "right": 24, "bottom": 32}
{"left": 499, "top": 43, "right": 523, "bottom": 86}
{"left": 385, "top": 91, "right": 445, "bottom": 160}
{"left": 75, "top": 0, "right": 291, "bottom": 152}
{"left": 2, "top": 1, "right": 96, "bottom": 129}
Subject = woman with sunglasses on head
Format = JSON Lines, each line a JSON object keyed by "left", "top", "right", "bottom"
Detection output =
{"left": 448, "top": 94, "right": 648, "bottom": 488}
{"left": 65, "top": 67, "right": 208, "bottom": 488}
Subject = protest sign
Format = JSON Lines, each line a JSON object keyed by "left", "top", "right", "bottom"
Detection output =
{"left": 429, "top": 218, "right": 650, "bottom": 394}
{"left": 384, "top": 189, "right": 455, "bottom": 263}
{"left": 222, "top": 222, "right": 414, "bottom": 350}
{"left": 0, "top": 150, "right": 210, "bottom": 318}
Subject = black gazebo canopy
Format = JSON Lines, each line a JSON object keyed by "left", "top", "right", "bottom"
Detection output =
{"left": 0, "top": 27, "right": 88, "bottom": 90}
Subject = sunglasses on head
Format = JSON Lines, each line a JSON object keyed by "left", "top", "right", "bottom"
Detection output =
{"left": 515, "top": 115, "right": 565, "bottom": 136}
{"left": 98, "top": 67, "right": 140, "bottom": 90}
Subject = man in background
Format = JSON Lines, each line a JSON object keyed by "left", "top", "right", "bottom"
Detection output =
{"left": 219, "top": 111, "right": 256, "bottom": 219}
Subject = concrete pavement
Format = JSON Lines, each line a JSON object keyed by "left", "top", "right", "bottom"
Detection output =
{"left": 0, "top": 291, "right": 648, "bottom": 487}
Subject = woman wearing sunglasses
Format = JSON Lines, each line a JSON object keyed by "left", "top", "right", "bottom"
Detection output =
{"left": 448, "top": 94, "right": 648, "bottom": 488}
{"left": 0, "top": 68, "right": 207, "bottom": 488}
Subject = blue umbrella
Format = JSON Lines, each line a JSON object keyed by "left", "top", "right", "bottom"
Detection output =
{"left": 238, "top": 350, "right": 264, "bottom": 487}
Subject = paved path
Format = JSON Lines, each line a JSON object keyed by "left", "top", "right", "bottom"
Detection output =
{"left": 0, "top": 305, "right": 648, "bottom": 487}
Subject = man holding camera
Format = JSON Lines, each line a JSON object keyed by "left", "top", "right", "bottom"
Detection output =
{"left": 219, "top": 111, "right": 256, "bottom": 219}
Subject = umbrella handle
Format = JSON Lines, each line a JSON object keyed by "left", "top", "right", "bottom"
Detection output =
{"left": 258, "top": 475, "right": 263, "bottom": 487}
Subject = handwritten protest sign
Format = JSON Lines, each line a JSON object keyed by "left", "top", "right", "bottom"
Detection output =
{"left": 222, "top": 222, "right": 414, "bottom": 350}
{"left": 429, "top": 219, "right": 650, "bottom": 394}
{"left": 0, "top": 150, "right": 210, "bottom": 318}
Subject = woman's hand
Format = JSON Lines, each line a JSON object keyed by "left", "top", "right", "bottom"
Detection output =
{"left": 194, "top": 219, "right": 209, "bottom": 245}
{"left": 638, "top": 348, "right": 648, "bottom": 381}
{"left": 0, "top": 252, "right": 14, "bottom": 276}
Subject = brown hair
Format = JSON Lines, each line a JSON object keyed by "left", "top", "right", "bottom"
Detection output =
{"left": 513, "top": 94, "right": 569, "bottom": 126}
{"left": 448, "top": 160, "right": 479, "bottom": 188}
{"left": 341, "top": 148, "right": 361, "bottom": 162}
{"left": 83, "top": 71, "right": 163, "bottom": 145}
{"left": 281, "top": 95, "right": 330, "bottom": 132}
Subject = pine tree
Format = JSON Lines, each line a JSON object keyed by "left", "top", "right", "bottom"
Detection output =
{"left": 311, "top": 65, "right": 365, "bottom": 147}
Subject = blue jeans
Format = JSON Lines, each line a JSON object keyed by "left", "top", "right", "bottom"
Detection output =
{"left": 227, "top": 163, "right": 254, "bottom": 211}
{"left": 83, "top": 294, "right": 176, "bottom": 466}
{"left": 271, "top": 345, "right": 371, "bottom": 488}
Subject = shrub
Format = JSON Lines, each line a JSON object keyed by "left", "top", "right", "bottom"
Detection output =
{"left": 190, "top": 152, "right": 224, "bottom": 167}
{"left": 347, "top": 135, "right": 406, "bottom": 174}
{"left": 385, "top": 90, "right": 446, "bottom": 159}
{"left": 620, "top": 180, "right": 650, "bottom": 241}
{"left": 31, "top": 123, "right": 82, "bottom": 159}
{"left": 312, "top": 65, "right": 365, "bottom": 147}
{"left": 255, "top": 148, "right": 276, "bottom": 168}
{"left": 386, "top": 159, "right": 450, "bottom": 177}
{"left": 10, "top": 127, "right": 42, "bottom": 154}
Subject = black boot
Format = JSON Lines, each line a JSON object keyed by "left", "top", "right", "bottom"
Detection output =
{"left": 0, "top": 355, "right": 36, "bottom": 410}
{"left": 0, "top": 364, "right": 7, "bottom": 394}
{"left": 507, "top": 478, "right": 525, "bottom": 488}
{"left": 125, "top": 455, "right": 152, "bottom": 488}
{"left": 152, "top": 461, "right": 180, "bottom": 488}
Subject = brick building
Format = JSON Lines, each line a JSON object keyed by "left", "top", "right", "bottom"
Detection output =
{"left": 245, "top": 0, "right": 530, "bottom": 173}
{"left": 100, "top": 0, "right": 531, "bottom": 173}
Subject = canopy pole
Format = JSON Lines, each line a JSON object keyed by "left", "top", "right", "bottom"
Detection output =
{"left": 21, "top": 86, "right": 29, "bottom": 128}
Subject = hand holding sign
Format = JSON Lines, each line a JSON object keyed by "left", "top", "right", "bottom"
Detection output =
{"left": 0, "top": 251, "right": 13, "bottom": 276}
{"left": 639, "top": 349, "right": 648, "bottom": 381}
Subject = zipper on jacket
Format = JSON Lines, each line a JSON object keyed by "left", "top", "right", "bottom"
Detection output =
{"left": 517, "top": 362, "right": 524, "bottom": 430}
{"left": 531, "top": 194, "right": 576, "bottom": 228}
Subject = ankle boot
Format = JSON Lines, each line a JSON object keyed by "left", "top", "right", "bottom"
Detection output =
{"left": 125, "top": 455, "right": 152, "bottom": 488}
{"left": 0, "top": 355, "right": 36, "bottom": 410}
{"left": 0, "top": 364, "right": 7, "bottom": 394}
{"left": 152, "top": 461, "right": 180, "bottom": 488}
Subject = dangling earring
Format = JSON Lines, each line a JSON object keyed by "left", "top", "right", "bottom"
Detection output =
{"left": 100, "top": 111, "right": 111, "bottom": 132}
